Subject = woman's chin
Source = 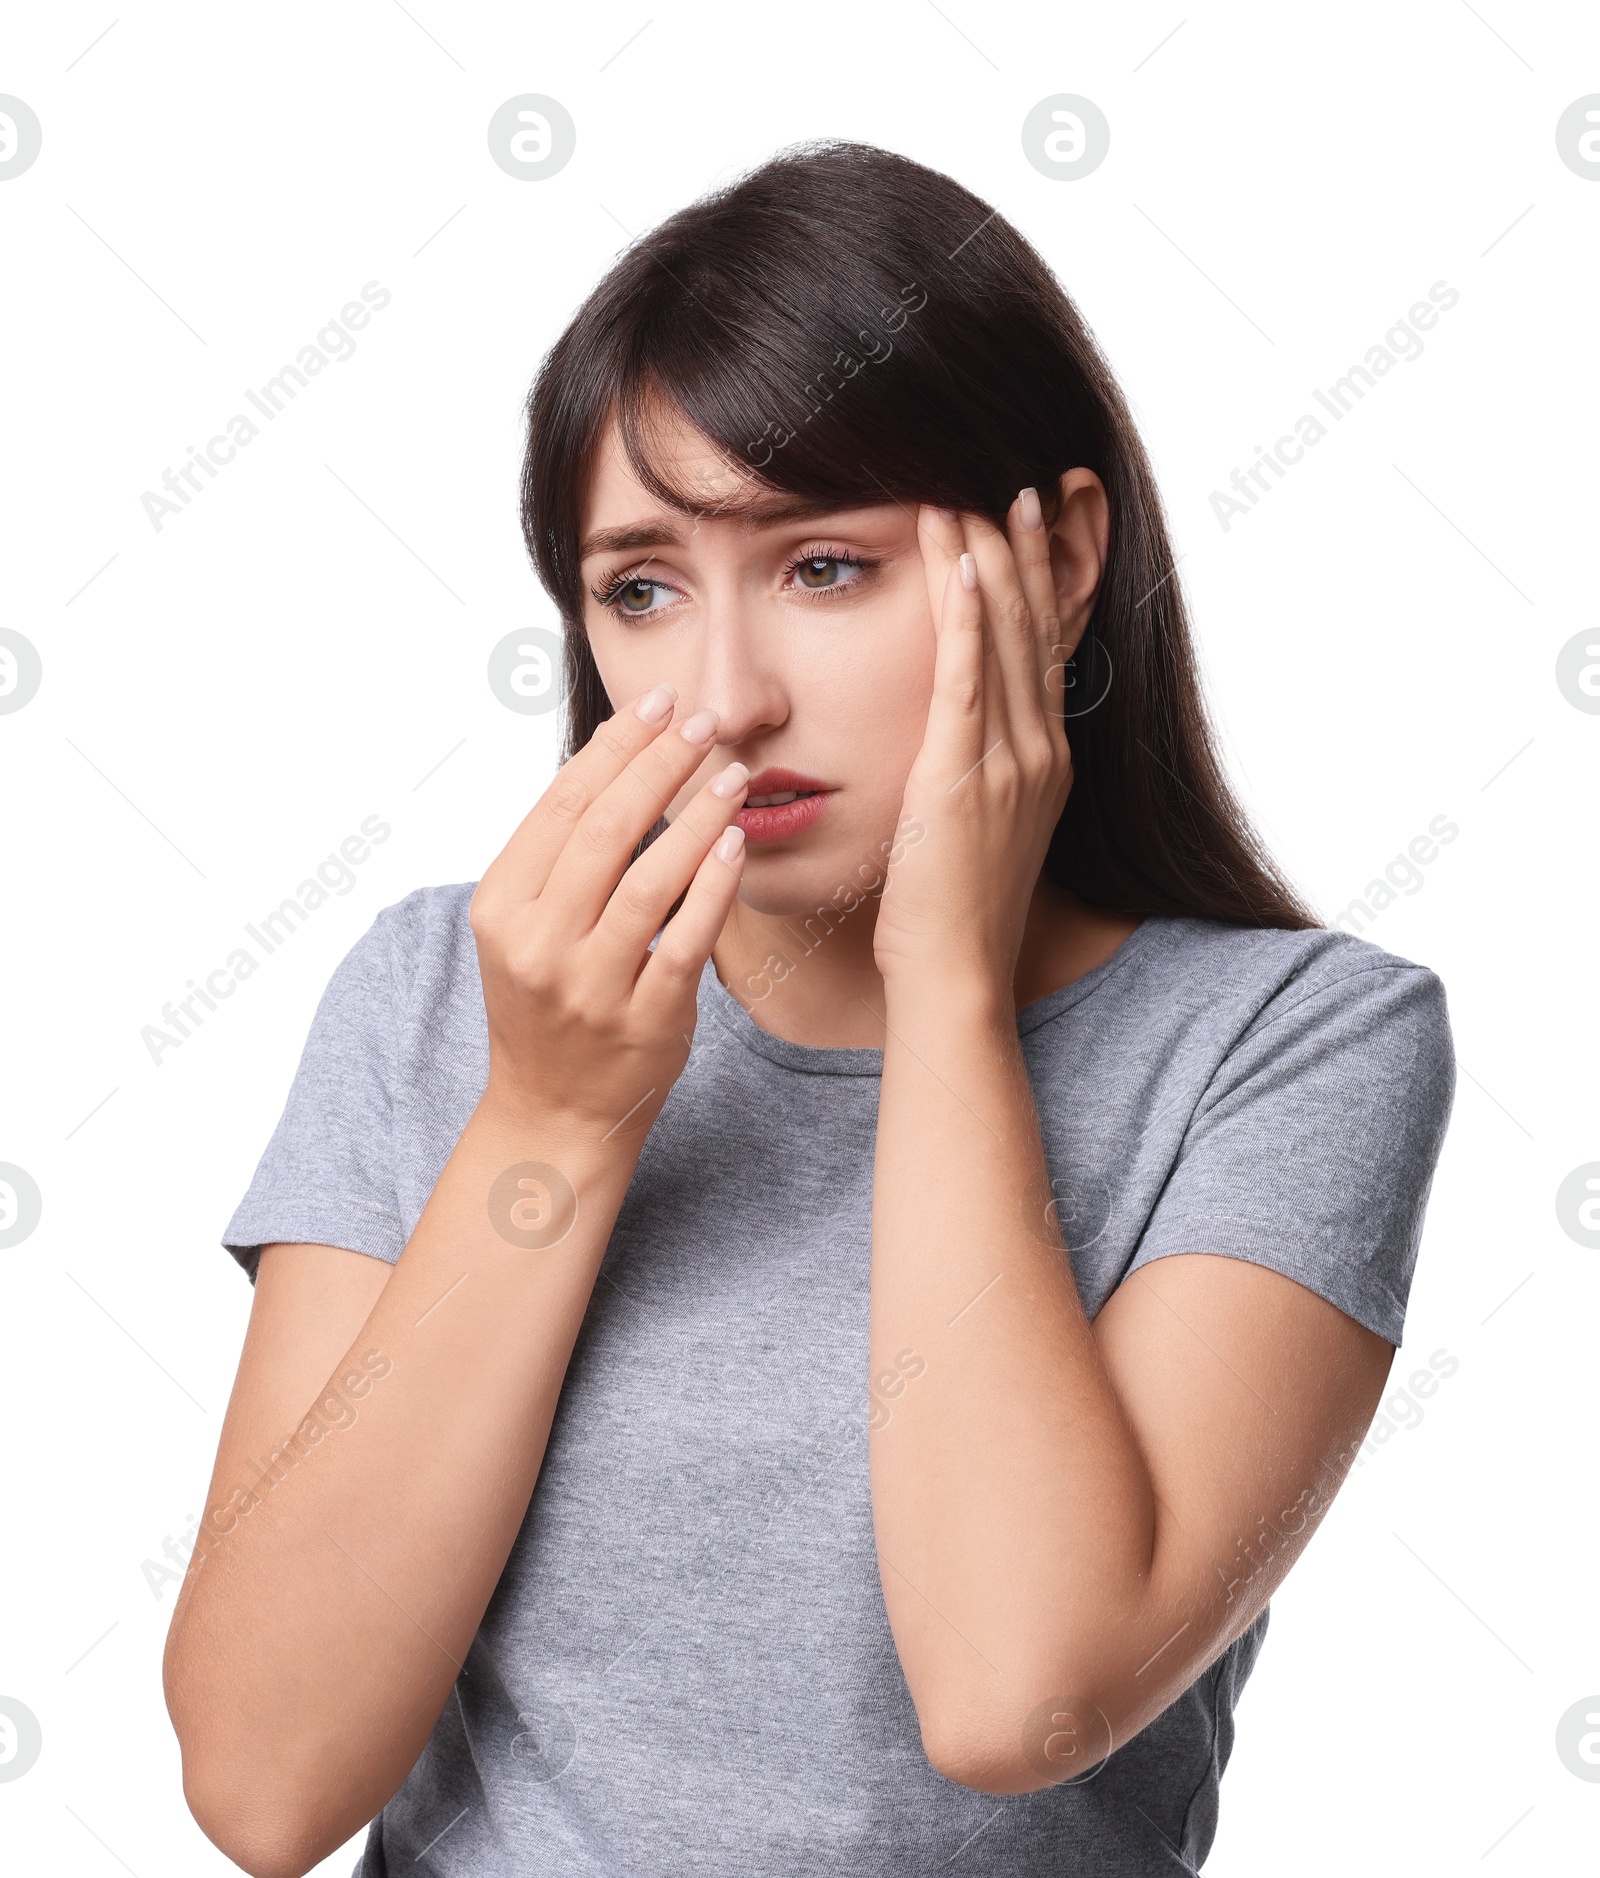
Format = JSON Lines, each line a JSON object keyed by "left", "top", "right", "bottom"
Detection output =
{"left": 732, "top": 834, "right": 892, "bottom": 923}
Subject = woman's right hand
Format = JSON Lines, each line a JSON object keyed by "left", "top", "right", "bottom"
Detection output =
{"left": 168, "top": 681, "right": 751, "bottom": 1875}
{"left": 468, "top": 682, "right": 748, "bottom": 1140}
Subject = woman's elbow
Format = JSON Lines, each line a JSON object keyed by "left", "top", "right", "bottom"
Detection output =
{"left": 180, "top": 1763, "right": 336, "bottom": 1878}
{"left": 169, "top": 1692, "right": 357, "bottom": 1878}
{"left": 919, "top": 1689, "right": 1118, "bottom": 1796}
{"left": 165, "top": 1638, "right": 376, "bottom": 1872}
{"left": 923, "top": 1730, "right": 1038, "bottom": 1795}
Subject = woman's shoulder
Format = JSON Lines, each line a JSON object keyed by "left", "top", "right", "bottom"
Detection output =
{"left": 372, "top": 878, "right": 480, "bottom": 954}
{"left": 1114, "top": 913, "right": 1453, "bottom": 1069}
{"left": 322, "top": 880, "right": 483, "bottom": 1022}
{"left": 1133, "top": 912, "right": 1445, "bottom": 997}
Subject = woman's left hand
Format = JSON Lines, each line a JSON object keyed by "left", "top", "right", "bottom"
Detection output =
{"left": 871, "top": 487, "right": 1085, "bottom": 995}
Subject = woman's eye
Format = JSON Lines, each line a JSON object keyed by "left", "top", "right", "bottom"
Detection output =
{"left": 790, "top": 553, "right": 867, "bottom": 594}
{"left": 613, "top": 578, "right": 666, "bottom": 615}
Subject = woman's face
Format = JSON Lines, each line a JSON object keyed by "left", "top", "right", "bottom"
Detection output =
{"left": 578, "top": 405, "right": 939, "bottom": 918}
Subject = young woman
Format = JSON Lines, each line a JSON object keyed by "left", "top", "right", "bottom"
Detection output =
{"left": 164, "top": 141, "right": 1455, "bottom": 1877}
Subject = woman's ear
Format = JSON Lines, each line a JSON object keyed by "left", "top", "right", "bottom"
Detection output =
{"left": 1047, "top": 468, "right": 1111, "bottom": 659}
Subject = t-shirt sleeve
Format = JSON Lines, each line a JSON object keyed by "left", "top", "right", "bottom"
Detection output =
{"left": 222, "top": 903, "right": 407, "bottom": 1281}
{"left": 1125, "top": 960, "right": 1455, "bottom": 1346}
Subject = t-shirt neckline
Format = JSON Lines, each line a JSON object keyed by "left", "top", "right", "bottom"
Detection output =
{"left": 696, "top": 916, "right": 1157, "bottom": 1077}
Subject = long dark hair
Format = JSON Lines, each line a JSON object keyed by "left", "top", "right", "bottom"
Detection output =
{"left": 520, "top": 138, "right": 1316, "bottom": 930}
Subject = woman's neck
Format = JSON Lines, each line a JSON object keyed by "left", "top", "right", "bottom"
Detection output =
{"left": 711, "top": 876, "right": 1141, "bottom": 1049}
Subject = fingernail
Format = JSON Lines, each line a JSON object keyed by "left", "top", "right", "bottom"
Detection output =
{"left": 635, "top": 683, "right": 677, "bottom": 723}
{"left": 715, "top": 825, "right": 746, "bottom": 864}
{"left": 937, "top": 507, "right": 959, "bottom": 523}
{"left": 678, "top": 707, "right": 720, "bottom": 745}
{"left": 1018, "top": 487, "right": 1043, "bottom": 531}
{"left": 710, "top": 761, "right": 749, "bottom": 799}
{"left": 959, "top": 552, "right": 978, "bottom": 592}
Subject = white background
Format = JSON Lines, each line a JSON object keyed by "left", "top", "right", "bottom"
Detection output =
{"left": 1, "top": 2, "right": 1595, "bottom": 1872}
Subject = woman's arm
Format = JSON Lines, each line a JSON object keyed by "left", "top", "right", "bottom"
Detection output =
{"left": 868, "top": 975, "right": 1393, "bottom": 1791}
{"left": 867, "top": 494, "right": 1396, "bottom": 1792}
{"left": 164, "top": 686, "right": 751, "bottom": 1878}
{"left": 165, "top": 1108, "right": 645, "bottom": 1875}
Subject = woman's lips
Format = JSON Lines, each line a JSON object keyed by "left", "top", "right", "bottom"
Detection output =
{"left": 734, "top": 768, "right": 834, "bottom": 846}
{"left": 735, "top": 791, "right": 832, "bottom": 844}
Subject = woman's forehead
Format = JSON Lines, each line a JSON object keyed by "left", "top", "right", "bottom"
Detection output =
{"left": 592, "top": 404, "right": 728, "bottom": 494}
{"left": 581, "top": 424, "right": 906, "bottom": 556}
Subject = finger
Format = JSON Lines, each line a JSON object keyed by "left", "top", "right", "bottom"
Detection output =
{"left": 537, "top": 704, "right": 726, "bottom": 939}
{"left": 634, "top": 824, "right": 747, "bottom": 1017}
{"left": 962, "top": 507, "right": 1055, "bottom": 759}
{"left": 923, "top": 506, "right": 1014, "bottom": 758}
{"left": 1005, "top": 486, "right": 1072, "bottom": 727}
{"left": 474, "top": 682, "right": 681, "bottom": 916}
{"left": 914, "top": 534, "right": 989, "bottom": 787}
{"left": 587, "top": 760, "right": 750, "bottom": 982}
{"left": 917, "top": 503, "right": 965, "bottom": 636}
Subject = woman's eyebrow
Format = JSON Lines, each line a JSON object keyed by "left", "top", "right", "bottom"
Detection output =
{"left": 578, "top": 496, "right": 865, "bottom": 560}
{"left": 579, "top": 520, "right": 682, "bottom": 560}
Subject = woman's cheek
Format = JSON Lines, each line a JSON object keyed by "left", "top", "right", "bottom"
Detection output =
{"left": 585, "top": 631, "right": 643, "bottom": 716}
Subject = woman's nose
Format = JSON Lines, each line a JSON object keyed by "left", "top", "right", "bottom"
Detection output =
{"left": 688, "top": 613, "right": 790, "bottom": 748}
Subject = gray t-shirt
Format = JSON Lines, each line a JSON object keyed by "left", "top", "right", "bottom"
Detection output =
{"left": 223, "top": 884, "right": 1454, "bottom": 1876}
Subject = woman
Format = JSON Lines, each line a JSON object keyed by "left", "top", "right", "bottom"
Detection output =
{"left": 164, "top": 141, "right": 1455, "bottom": 1876}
